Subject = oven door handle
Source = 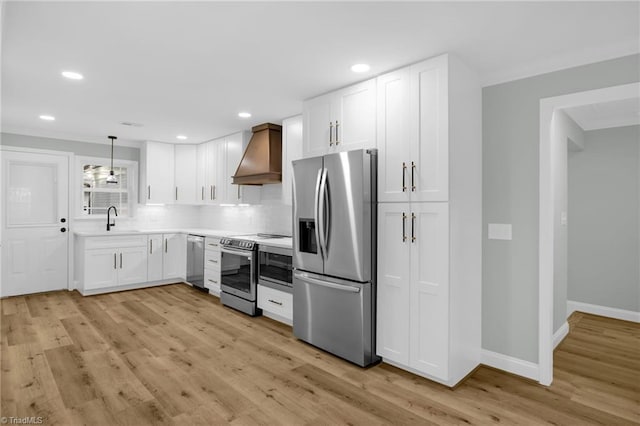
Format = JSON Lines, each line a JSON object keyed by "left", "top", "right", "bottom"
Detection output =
{"left": 221, "top": 247, "right": 253, "bottom": 258}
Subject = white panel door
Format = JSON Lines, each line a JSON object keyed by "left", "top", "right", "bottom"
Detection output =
{"left": 174, "top": 145, "right": 197, "bottom": 204}
{"left": 409, "top": 202, "right": 449, "bottom": 380}
{"left": 282, "top": 115, "right": 303, "bottom": 205}
{"left": 147, "top": 234, "right": 163, "bottom": 281}
{"left": 84, "top": 248, "right": 118, "bottom": 290}
{"left": 377, "top": 69, "right": 412, "bottom": 202}
{"left": 410, "top": 57, "right": 449, "bottom": 202}
{"left": 225, "top": 134, "right": 243, "bottom": 204}
{"left": 146, "top": 142, "right": 175, "bottom": 204}
{"left": 196, "top": 143, "right": 208, "bottom": 204}
{"left": 303, "top": 93, "right": 333, "bottom": 157}
{"left": 377, "top": 203, "right": 411, "bottom": 364}
{"left": 1, "top": 151, "right": 69, "bottom": 297}
{"left": 334, "top": 78, "right": 376, "bottom": 152}
{"left": 163, "top": 233, "right": 186, "bottom": 279}
{"left": 118, "top": 246, "right": 148, "bottom": 285}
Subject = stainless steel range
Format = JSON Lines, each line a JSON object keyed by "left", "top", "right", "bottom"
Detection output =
{"left": 219, "top": 233, "right": 290, "bottom": 316}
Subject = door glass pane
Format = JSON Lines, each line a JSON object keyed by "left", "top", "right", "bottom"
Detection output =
{"left": 83, "top": 165, "right": 127, "bottom": 189}
{"left": 7, "top": 162, "right": 57, "bottom": 226}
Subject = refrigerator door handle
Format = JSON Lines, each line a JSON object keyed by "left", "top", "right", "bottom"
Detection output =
{"left": 318, "top": 168, "right": 329, "bottom": 258}
{"left": 314, "top": 168, "right": 324, "bottom": 259}
{"left": 294, "top": 272, "right": 361, "bottom": 293}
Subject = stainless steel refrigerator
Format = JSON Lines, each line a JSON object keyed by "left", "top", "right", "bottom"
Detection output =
{"left": 292, "top": 148, "right": 379, "bottom": 367}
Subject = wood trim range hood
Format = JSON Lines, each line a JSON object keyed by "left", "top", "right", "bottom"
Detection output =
{"left": 232, "top": 123, "right": 282, "bottom": 185}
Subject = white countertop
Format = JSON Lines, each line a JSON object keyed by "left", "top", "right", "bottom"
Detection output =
{"left": 257, "top": 237, "right": 293, "bottom": 250}
{"left": 73, "top": 228, "right": 241, "bottom": 238}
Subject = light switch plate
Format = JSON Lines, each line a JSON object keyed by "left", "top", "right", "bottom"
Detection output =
{"left": 488, "top": 223, "right": 512, "bottom": 240}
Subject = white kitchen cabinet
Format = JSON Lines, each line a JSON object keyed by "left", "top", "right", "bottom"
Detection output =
{"left": 376, "top": 54, "right": 481, "bottom": 387}
{"left": 174, "top": 144, "right": 198, "bottom": 204}
{"left": 377, "top": 55, "right": 453, "bottom": 203}
{"left": 204, "top": 236, "right": 221, "bottom": 295}
{"left": 140, "top": 141, "right": 175, "bottom": 204}
{"left": 84, "top": 248, "right": 118, "bottom": 290}
{"left": 209, "top": 132, "right": 260, "bottom": 205}
{"left": 257, "top": 284, "right": 293, "bottom": 324}
{"left": 303, "top": 78, "right": 376, "bottom": 158}
{"left": 282, "top": 115, "right": 303, "bottom": 205}
{"left": 196, "top": 140, "right": 220, "bottom": 204}
{"left": 147, "top": 234, "right": 163, "bottom": 281}
{"left": 118, "top": 246, "right": 150, "bottom": 285}
{"left": 162, "top": 233, "right": 187, "bottom": 279}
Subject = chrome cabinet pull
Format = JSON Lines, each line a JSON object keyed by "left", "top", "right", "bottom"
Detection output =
{"left": 148, "top": 185, "right": 151, "bottom": 200}
{"left": 213, "top": 185, "right": 216, "bottom": 200}
{"left": 165, "top": 239, "right": 168, "bottom": 253}
{"left": 175, "top": 187, "right": 178, "bottom": 201}
{"left": 402, "top": 162, "right": 407, "bottom": 192}
{"left": 411, "top": 213, "right": 416, "bottom": 243}
{"left": 208, "top": 243, "right": 218, "bottom": 247}
{"left": 335, "top": 120, "right": 340, "bottom": 145}
{"left": 208, "top": 259, "right": 218, "bottom": 264}
{"left": 114, "top": 253, "right": 117, "bottom": 269}
{"left": 201, "top": 186, "right": 204, "bottom": 201}
{"left": 329, "top": 122, "right": 334, "bottom": 146}
{"left": 150, "top": 240, "right": 153, "bottom": 254}
{"left": 402, "top": 212, "right": 407, "bottom": 242}
{"left": 208, "top": 279, "right": 218, "bottom": 284}
{"left": 210, "top": 185, "right": 213, "bottom": 200}
{"left": 268, "top": 299, "right": 283, "bottom": 306}
{"left": 411, "top": 162, "right": 416, "bottom": 191}
{"left": 119, "top": 252, "right": 123, "bottom": 269}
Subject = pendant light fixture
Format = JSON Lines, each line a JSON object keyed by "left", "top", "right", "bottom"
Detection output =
{"left": 106, "top": 135, "right": 118, "bottom": 184}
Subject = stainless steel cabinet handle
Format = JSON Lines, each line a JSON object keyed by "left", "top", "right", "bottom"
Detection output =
{"left": 402, "top": 162, "right": 407, "bottom": 192}
{"left": 411, "top": 213, "right": 416, "bottom": 243}
{"left": 402, "top": 212, "right": 407, "bottom": 242}
{"left": 208, "top": 259, "right": 218, "bottom": 264}
{"left": 335, "top": 120, "right": 340, "bottom": 145}
{"left": 114, "top": 253, "right": 117, "bottom": 269}
{"left": 148, "top": 185, "right": 151, "bottom": 200}
{"left": 150, "top": 240, "right": 153, "bottom": 254}
{"left": 329, "top": 122, "right": 334, "bottom": 146}
{"left": 165, "top": 238, "right": 168, "bottom": 253}
{"left": 119, "top": 252, "right": 123, "bottom": 269}
{"left": 208, "top": 279, "right": 218, "bottom": 284}
{"left": 175, "top": 187, "right": 178, "bottom": 201}
{"left": 213, "top": 185, "right": 216, "bottom": 200}
{"left": 411, "top": 162, "right": 416, "bottom": 192}
{"left": 210, "top": 185, "right": 213, "bottom": 200}
{"left": 201, "top": 186, "right": 204, "bottom": 201}
{"left": 268, "top": 299, "right": 283, "bottom": 306}
{"left": 208, "top": 243, "right": 218, "bottom": 247}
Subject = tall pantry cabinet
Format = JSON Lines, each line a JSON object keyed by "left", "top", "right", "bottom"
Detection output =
{"left": 376, "top": 54, "right": 482, "bottom": 386}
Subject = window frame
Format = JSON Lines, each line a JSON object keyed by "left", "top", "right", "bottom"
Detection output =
{"left": 74, "top": 155, "right": 138, "bottom": 220}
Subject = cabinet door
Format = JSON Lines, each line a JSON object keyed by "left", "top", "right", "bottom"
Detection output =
{"left": 163, "top": 233, "right": 186, "bottom": 279}
{"left": 206, "top": 140, "right": 221, "bottom": 204}
{"left": 196, "top": 143, "right": 207, "bottom": 204}
{"left": 303, "top": 93, "right": 333, "bottom": 158}
{"left": 118, "top": 246, "right": 148, "bottom": 286}
{"left": 376, "top": 203, "right": 411, "bottom": 364}
{"left": 174, "top": 145, "right": 197, "bottom": 204}
{"left": 409, "top": 202, "right": 449, "bottom": 380}
{"left": 410, "top": 57, "right": 449, "bottom": 202}
{"left": 333, "top": 78, "right": 376, "bottom": 152}
{"left": 145, "top": 142, "right": 175, "bottom": 204}
{"left": 282, "top": 115, "right": 303, "bottom": 205}
{"left": 147, "top": 234, "right": 163, "bottom": 281}
{"left": 377, "top": 69, "right": 412, "bottom": 202}
{"left": 84, "top": 248, "right": 118, "bottom": 290}
{"left": 225, "top": 134, "right": 243, "bottom": 204}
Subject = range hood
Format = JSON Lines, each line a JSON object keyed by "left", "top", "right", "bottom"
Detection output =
{"left": 232, "top": 123, "right": 282, "bottom": 185}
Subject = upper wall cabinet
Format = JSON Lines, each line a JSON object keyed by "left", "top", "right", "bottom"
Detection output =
{"left": 174, "top": 144, "right": 198, "bottom": 204}
{"left": 377, "top": 55, "right": 450, "bottom": 203}
{"left": 140, "top": 142, "right": 175, "bottom": 204}
{"left": 282, "top": 115, "right": 303, "bottom": 205}
{"left": 303, "top": 78, "right": 376, "bottom": 157}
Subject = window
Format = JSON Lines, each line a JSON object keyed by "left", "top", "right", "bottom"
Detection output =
{"left": 76, "top": 156, "right": 137, "bottom": 218}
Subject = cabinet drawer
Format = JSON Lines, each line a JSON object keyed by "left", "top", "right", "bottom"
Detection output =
{"left": 84, "top": 235, "right": 148, "bottom": 249}
{"left": 205, "top": 250, "right": 221, "bottom": 268}
{"left": 204, "top": 269, "right": 221, "bottom": 294}
{"left": 257, "top": 284, "right": 293, "bottom": 320}
{"left": 205, "top": 237, "right": 221, "bottom": 251}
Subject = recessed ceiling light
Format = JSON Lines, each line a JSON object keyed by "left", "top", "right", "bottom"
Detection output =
{"left": 238, "top": 112, "right": 251, "bottom": 118}
{"left": 61, "top": 71, "right": 84, "bottom": 80}
{"left": 39, "top": 115, "right": 55, "bottom": 121}
{"left": 351, "top": 63, "right": 370, "bottom": 73}
{"left": 176, "top": 135, "right": 188, "bottom": 140}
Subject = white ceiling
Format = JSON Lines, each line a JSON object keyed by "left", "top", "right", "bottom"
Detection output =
{"left": 1, "top": 1, "right": 638, "bottom": 146}
{"left": 564, "top": 98, "right": 640, "bottom": 131}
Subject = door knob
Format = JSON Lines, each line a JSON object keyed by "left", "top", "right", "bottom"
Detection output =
{"left": 60, "top": 227, "right": 67, "bottom": 232}
{"left": 60, "top": 218, "right": 66, "bottom": 223}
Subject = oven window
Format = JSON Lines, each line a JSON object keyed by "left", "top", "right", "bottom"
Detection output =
{"left": 221, "top": 252, "right": 252, "bottom": 293}
{"left": 259, "top": 251, "right": 292, "bottom": 285}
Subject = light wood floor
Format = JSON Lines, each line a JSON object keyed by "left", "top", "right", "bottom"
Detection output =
{"left": 1, "top": 284, "right": 638, "bottom": 425}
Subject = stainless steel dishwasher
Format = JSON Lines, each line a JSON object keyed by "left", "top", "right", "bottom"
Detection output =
{"left": 187, "top": 235, "right": 206, "bottom": 291}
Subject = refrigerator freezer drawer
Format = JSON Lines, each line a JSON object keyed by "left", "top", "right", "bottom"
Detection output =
{"left": 293, "top": 271, "right": 377, "bottom": 367}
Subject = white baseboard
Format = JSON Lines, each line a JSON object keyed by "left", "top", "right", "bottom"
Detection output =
{"left": 481, "top": 349, "right": 539, "bottom": 382}
{"left": 567, "top": 300, "right": 640, "bottom": 323}
{"left": 553, "top": 322, "right": 569, "bottom": 349}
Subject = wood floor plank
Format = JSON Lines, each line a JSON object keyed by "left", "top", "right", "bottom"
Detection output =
{"left": 2, "top": 284, "right": 638, "bottom": 426}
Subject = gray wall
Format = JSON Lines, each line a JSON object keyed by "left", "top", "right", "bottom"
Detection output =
{"left": 1, "top": 133, "right": 139, "bottom": 162}
{"left": 568, "top": 125, "right": 639, "bottom": 312}
{"left": 482, "top": 54, "right": 640, "bottom": 363}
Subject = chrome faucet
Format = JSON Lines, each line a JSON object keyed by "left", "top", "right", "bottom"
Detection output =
{"left": 106, "top": 205, "right": 118, "bottom": 231}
